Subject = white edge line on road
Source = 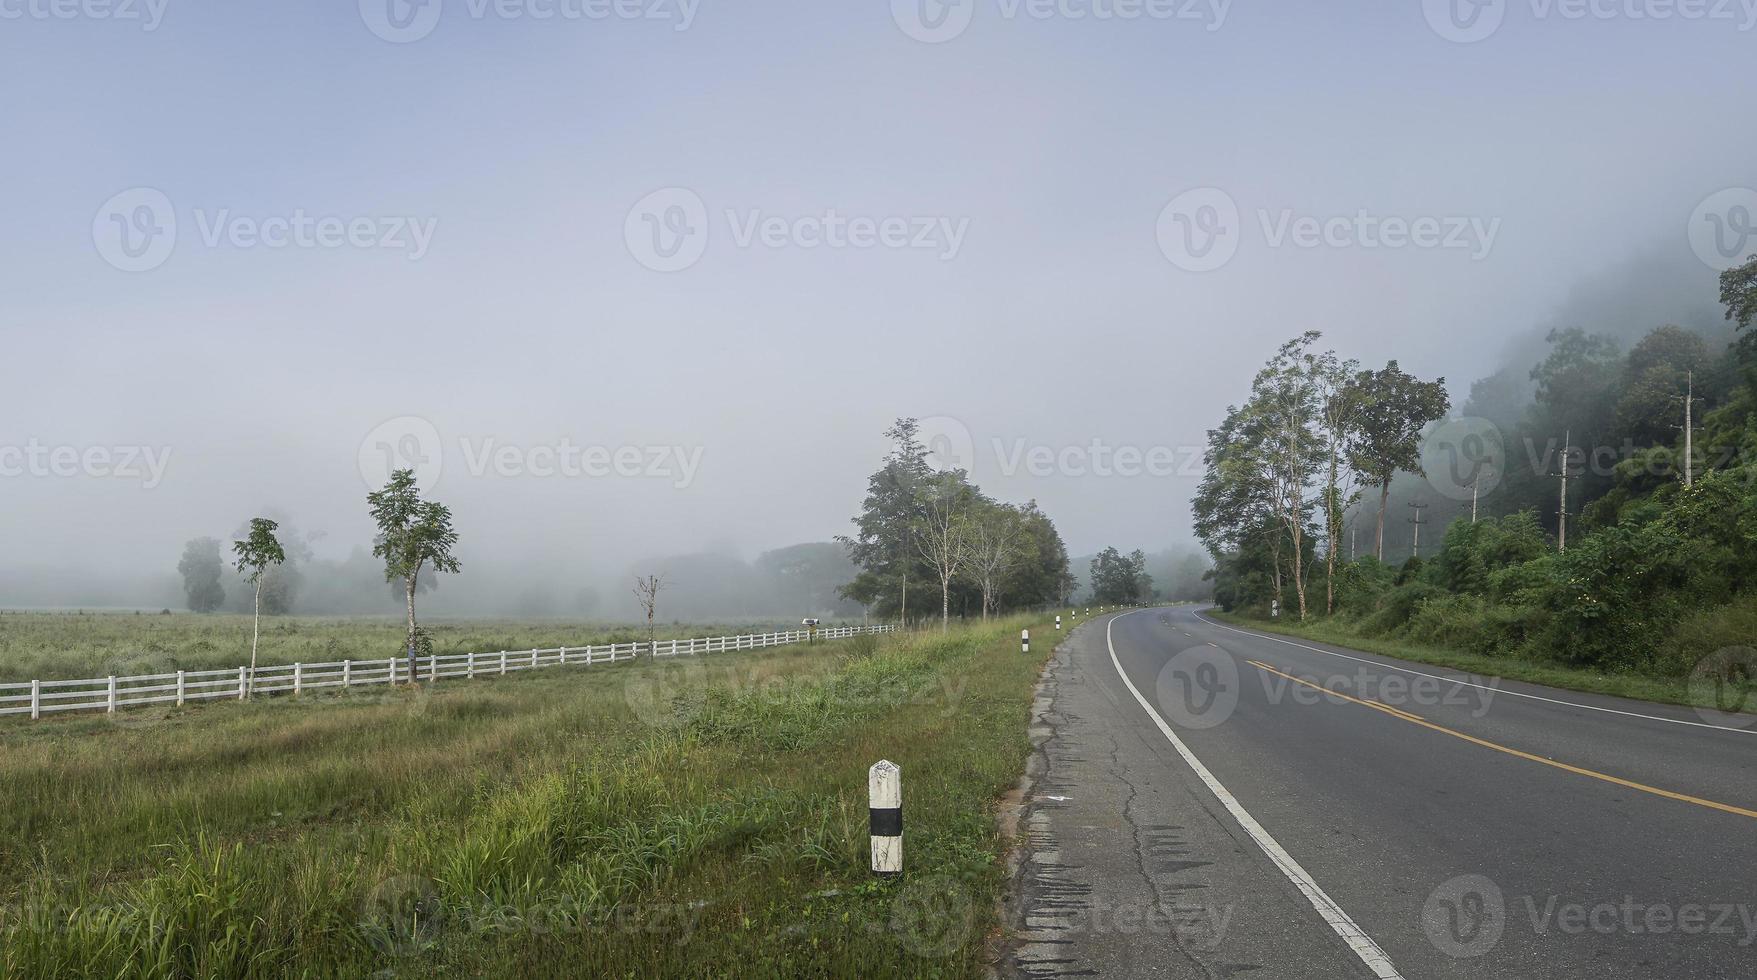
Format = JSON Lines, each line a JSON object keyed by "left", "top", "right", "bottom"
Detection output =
{"left": 1105, "top": 612, "right": 1406, "bottom": 980}
{"left": 1195, "top": 612, "right": 1757, "bottom": 737}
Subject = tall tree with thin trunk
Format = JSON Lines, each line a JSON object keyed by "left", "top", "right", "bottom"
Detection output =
{"left": 967, "top": 500, "right": 1032, "bottom": 620}
{"left": 913, "top": 470, "right": 974, "bottom": 632}
{"left": 1248, "top": 333, "right": 1327, "bottom": 620}
{"left": 232, "top": 518, "right": 285, "bottom": 698}
{"left": 1315, "top": 350, "right": 1363, "bottom": 615}
{"left": 1348, "top": 361, "right": 1450, "bottom": 561}
{"left": 368, "top": 470, "right": 462, "bottom": 684}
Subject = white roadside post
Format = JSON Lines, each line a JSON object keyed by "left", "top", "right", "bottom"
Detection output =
{"left": 1021, "top": 629, "right": 1030, "bottom": 654}
{"left": 1055, "top": 615, "right": 1061, "bottom": 631}
{"left": 869, "top": 760, "right": 902, "bottom": 877}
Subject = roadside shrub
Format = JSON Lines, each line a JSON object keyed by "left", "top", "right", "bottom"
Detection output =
{"left": 1654, "top": 598, "right": 1757, "bottom": 677}
{"left": 1358, "top": 581, "right": 1442, "bottom": 636}
{"left": 1332, "top": 558, "right": 1395, "bottom": 618}
{"left": 1430, "top": 512, "right": 1548, "bottom": 596}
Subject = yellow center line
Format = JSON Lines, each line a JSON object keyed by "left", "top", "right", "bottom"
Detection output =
{"left": 1247, "top": 660, "right": 1757, "bottom": 822}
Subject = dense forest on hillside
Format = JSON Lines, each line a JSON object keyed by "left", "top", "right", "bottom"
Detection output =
{"left": 1197, "top": 254, "right": 1757, "bottom": 678}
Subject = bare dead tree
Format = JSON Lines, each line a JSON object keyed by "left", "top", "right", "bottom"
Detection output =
{"left": 633, "top": 574, "right": 666, "bottom": 653}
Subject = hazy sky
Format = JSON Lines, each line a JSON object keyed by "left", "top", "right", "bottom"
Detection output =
{"left": 3, "top": 0, "right": 1754, "bottom": 600}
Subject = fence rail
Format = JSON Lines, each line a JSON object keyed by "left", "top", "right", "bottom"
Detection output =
{"left": 0, "top": 624, "right": 898, "bottom": 721}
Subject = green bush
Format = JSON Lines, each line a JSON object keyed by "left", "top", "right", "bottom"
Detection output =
{"left": 1655, "top": 599, "right": 1757, "bottom": 678}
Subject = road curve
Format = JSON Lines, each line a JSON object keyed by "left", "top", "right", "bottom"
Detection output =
{"left": 1003, "top": 605, "right": 1757, "bottom": 979}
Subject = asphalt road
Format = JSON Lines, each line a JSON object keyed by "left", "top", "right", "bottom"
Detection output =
{"left": 1003, "top": 605, "right": 1757, "bottom": 979}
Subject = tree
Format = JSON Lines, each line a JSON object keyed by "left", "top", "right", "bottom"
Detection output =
{"left": 840, "top": 419, "right": 932, "bottom": 623}
{"left": 966, "top": 500, "right": 1033, "bottom": 620}
{"left": 1003, "top": 501, "right": 1075, "bottom": 608}
{"left": 1616, "top": 325, "right": 1709, "bottom": 445}
{"left": 1314, "top": 348, "right": 1363, "bottom": 614}
{"left": 913, "top": 470, "right": 976, "bottom": 631}
{"left": 232, "top": 518, "right": 286, "bottom": 698}
{"left": 1722, "top": 256, "right": 1757, "bottom": 331}
{"left": 368, "top": 470, "right": 462, "bottom": 684}
{"left": 1348, "top": 360, "right": 1450, "bottom": 561}
{"left": 177, "top": 537, "right": 226, "bottom": 613}
{"left": 1089, "top": 547, "right": 1152, "bottom": 604}
{"left": 632, "top": 574, "right": 666, "bottom": 651}
{"left": 1250, "top": 333, "right": 1328, "bottom": 620}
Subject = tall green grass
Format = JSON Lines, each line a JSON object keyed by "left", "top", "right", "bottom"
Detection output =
{"left": 0, "top": 617, "right": 1050, "bottom": 978}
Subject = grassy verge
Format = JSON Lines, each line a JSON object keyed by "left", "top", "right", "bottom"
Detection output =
{"left": 1205, "top": 609, "right": 1740, "bottom": 711}
{"left": 0, "top": 615, "right": 1050, "bottom": 978}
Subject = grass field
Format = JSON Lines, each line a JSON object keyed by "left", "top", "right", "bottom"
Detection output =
{"left": 0, "top": 614, "right": 1051, "bottom": 978}
{"left": 0, "top": 612, "right": 861, "bottom": 682}
{"left": 1208, "top": 609, "right": 1757, "bottom": 715}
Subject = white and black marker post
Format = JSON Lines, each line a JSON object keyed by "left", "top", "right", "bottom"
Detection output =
{"left": 1021, "top": 628, "right": 1030, "bottom": 654}
{"left": 869, "top": 760, "right": 902, "bottom": 877}
{"left": 1055, "top": 614, "right": 1061, "bottom": 630}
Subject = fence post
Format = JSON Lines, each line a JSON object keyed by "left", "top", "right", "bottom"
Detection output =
{"left": 500, "top": 651, "right": 508, "bottom": 675}
{"left": 560, "top": 645, "right": 567, "bottom": 666}
{"left": 238, "top": 666, "right": 248, "bottom": 700}
{"left": 176, "top": 670, "right": 185, "bottom": 706}
{"left": 342, "top": 660, "right": 351, "bottom": 689}
{"left": 1021, "top": 629, "right": 1030, "bottom": 654}
{"left": 31, "top": 678, "right": 41, "bottom": 720}
{"left": 388, "top": 657, "right": 397, "bottom": 686}
{"left": 468, "top": 652, "right": 476, "bottom": 679}
{"left": 531, "top": 648, "right": 538, "bottom": 670}
{"left": 430, "top": 654, "right": 439, "bottom": 683}
{"left": 107, "top": 675, "right": 117, "bottom": 714}
{"left": 869, "top": 760, "right": 902, "bottom": 877}
{"left": 294, "top": 663, "right": 303, "bottom": 696}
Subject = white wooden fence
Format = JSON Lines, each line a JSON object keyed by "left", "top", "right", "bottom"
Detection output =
{"left": 0, "top": 624, "right": 898, "bottom": 721}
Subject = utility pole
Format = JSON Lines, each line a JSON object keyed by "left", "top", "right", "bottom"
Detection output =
{"left": 1470, "top": 462, "right": 1492, "bottom": 524}
{"left": 1552, "top": 430, "right": 1572, "bottom": 553}
{"left": 1671, "top": 371, "right": 1704, "bottom": 488}
{"left": 1407, "top": 501, "right": 1429, "bottom": 559}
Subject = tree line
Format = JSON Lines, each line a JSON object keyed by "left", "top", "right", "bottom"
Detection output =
{"left": 1195, "top": 257, "right": 1757, "bottom": 677}
{"left": 840, "top": 419, "right": 1075, "bottom": 629}
{"left": 1193, "top": 333, "right": 1449, "bottom": 619}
